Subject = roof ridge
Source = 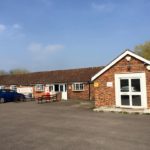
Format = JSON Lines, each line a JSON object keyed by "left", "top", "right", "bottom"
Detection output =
{"left": 0, "top": 66, "right": 103, "bottom": 77}
{"left": 0, "top": 66, "right": 104, "bottom": 78}
{"left": 32, "top": 66, "right": 102, "bottom": 73}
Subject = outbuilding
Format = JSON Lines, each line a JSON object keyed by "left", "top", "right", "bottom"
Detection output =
{"left": 0, "top": 67, "right": 102, "bottom": 100}
{"left": 92, "top": 50, "right": 150, "bottom": 109}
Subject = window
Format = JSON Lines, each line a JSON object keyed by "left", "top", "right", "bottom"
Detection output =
{"left": 0, "top": 85, "right": 5, "bottom": 89}
{"left": 54, "top": 84, "right": 59, "bottom": 92}
{"left": 10, "top": 85, "right": 17, "bottom": 91}
{"left": 120, "top": 79, "right": 129, "bottom": 92}
{"left": 49, "top": 85, "right": 54, "bottom": 92}
{"left": 131, "top": 79, "right": 141, "bottom": 92}
{"left": 72, "top": 83, "right": 84, "bottom": 91}
{"left": 121, "top": 95, "right": 130, "bottom": 106}
{"left": 35, "top": 84, "right": 44, "bottom": 92}
{"left": 60, "top": 85, "right": 64, "bottom": 92}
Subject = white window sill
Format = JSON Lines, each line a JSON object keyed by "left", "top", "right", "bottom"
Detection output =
{"left": 35, "top": 90, "right": 44, "bottom": 92}
{"left": 72, "top": 90, "right": 84, "bottom": 92}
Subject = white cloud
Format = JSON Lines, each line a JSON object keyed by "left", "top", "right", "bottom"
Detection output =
{"left": 28, "top": 43, "right": 64, "bottom": 60}
{"left": 91, "top": 2, "right": 115, "bottom": 13}
{"left": 0, "top": 23, "right": 22, "bottom": 33}
{"left": 0, "top": 24, "right": 6, "bottom": 32}
{"left": 12, "top": 24, "right": 22, "bottom": 29}
{"left": 0, "top": 23, "right": 25, "bottom": 40}
{"left": 45, "top": 44, "right": 64, "bottom": 52}
{"left": 28, "top": 43, "right": 64, "bottom": 53}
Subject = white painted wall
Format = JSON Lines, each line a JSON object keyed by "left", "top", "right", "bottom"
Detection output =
{"left": 17, "top": 87, "right": 33, "bottom": 98}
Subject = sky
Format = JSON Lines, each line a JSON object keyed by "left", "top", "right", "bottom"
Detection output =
{"left": 0, "top": 0, "right": 150, "bottom": 72}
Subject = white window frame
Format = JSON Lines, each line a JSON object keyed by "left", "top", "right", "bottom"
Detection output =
{"left": 49, "top": 84, "right": 54, "bottom": 92}
{"left": 115, "top": 73, "right": 147, "bottom": 109}
{"left": 10, "top": 85, "right": 17, "bottom": 91}
{"left": 0, "top": 85, "right": 5, "bottom": 89}
{"left": 72, "top": 83, "right": 84, "bottom": 91}
{"left": 53, "top": 84, "right": 67, "bottom": 92}
{"left": 35, "top": 84, "right": 44, "bottom": 92}
{"left": 45, "top": 84, "right": 54, "bottom": 92}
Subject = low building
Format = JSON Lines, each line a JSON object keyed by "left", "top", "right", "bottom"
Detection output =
{"left": 1, "top": 50, "right": 149, "bottom": 109}
{"left": 0, "top": 67, "right": 102, "bottom": 100}
{"left": 92, "top": 50, "right": 150, "bottom": 109}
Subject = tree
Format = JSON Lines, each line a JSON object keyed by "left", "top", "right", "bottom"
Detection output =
{"left": 134, "top": 41, "right": 150, "bottom": 60}
{"left": 0, "top": 70, "right": 7, "bottom": 76}
{"left": 9, "top": 69, "right": 30, "bottom": 75}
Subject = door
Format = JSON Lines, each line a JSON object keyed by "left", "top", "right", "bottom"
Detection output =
{"left": 59, "top": 84, "right": 67, "bottom": 100}
{"left": 115, "top": 73, "right": 147, "bottom": 108}
{"left": 45, "top": 84, "right": 55, "bottom": 95}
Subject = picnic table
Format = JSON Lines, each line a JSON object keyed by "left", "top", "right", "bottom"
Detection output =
{"left": 37, "top": 94, "right": 57, "bottom": 104}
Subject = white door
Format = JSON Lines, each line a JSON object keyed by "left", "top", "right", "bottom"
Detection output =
{"left": 115, "top": 73, "right": 147, "bottom": 108}
{"left": 59, "top": 84, "right": 67, "bottom": 100}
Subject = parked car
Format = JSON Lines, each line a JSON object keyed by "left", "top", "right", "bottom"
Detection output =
{"left": 0, "top": 89, "right": 25, "bottom": 103}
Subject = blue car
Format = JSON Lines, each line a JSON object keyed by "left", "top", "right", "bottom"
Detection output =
{"left": 0, "top": 89, "right": 25, "bottom": 103}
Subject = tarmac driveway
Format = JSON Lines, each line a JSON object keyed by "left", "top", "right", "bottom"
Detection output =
{"left": 0, "top": 100, "right": 150, "bottom": 150}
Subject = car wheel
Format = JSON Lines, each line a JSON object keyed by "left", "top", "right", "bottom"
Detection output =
{"left": 20, "top": 96, "right": 25, "bottom": 102}
{"left": 0, "top": 98, "right": 5, "bottom": 103}
{"left": 14, "top": 97, "right": 19, "bottom": 102}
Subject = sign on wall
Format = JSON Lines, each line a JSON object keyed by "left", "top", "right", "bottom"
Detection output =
{"left": 94, "top": 82, "right": 99, "bottom": 87}
{"left": 17, "top": 87, "right": 33, "bottom": 93}
{"left": 106, "top": 82, "right": 113, "bottom": 87}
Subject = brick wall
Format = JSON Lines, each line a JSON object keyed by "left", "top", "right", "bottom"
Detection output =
{"left": 32, "top": 83, "right": 95, "bottom": 100}
{"left": 94, "top": 55, "right": 150, "bottom": 108}
{"left": 33, "top": 87, "right": 45, "bottom": 99}
{"left": 67, "top": 83, "right": 95, "bottom": 100}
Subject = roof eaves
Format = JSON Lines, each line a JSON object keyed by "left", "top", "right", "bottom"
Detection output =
{"left": 91, "top": 50, "right": 150, "bottom": 81}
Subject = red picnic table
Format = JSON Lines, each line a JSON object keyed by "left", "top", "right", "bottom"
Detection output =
{"left": 36, "top": 93, "right": 57, "bottom": 104}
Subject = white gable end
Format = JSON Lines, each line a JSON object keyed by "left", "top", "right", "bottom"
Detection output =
{"left": 91, "top": 50, "right": 150, "bottom": 81}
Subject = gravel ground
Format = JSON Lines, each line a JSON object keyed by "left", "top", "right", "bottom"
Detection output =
{"left": 0, "top": 100, "right": 150, "bottom": 150}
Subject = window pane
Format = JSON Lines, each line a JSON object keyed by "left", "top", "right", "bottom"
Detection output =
{"left": 132, "top": 95, "right": 141, "bottom": 106}
{"left": 131, "top": 79, "right": 141, "bottom": 92}
{"left": 35, "top": 84, "right": 44, "bottom": 91}
{"left": 120, "top": 79, "right": 129, "bottom": 92}
{"left": 0, "top": 86, "right": 4, "bottom": 89}
{"left": 121, "top": 95, "right": 130, "bottom": 105}
{"left": 54, "top": 85, "right": 59, "bottom": 92}
{"left": 80, "top": 84, "right": 83, "bottom": 90}
{"left": 10, "top": 85, "right": 17, "bottom": 91}
{"left": 73, "top": 83, "right": 84, "bottom": 91}
{"left": 60, "top": 85, "right": 63, "bottom": 92}
{"left": 76, "top": 84, "right": 79, "bottom": 90}
{"left": 49, "top": 86, "right": 53, "bottom": 91}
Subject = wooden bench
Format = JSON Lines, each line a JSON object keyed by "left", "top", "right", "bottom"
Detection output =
{"left": 37, "top": 94, "right": 57, "bottom": 104}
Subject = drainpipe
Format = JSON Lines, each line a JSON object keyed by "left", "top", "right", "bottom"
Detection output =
{"left": 88, "top": 81, "right": 91, "bottom": 100}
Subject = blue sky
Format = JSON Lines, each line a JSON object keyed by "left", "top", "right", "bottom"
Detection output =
{"left": 0, "top": 0, "right": 150, "bottom": 72}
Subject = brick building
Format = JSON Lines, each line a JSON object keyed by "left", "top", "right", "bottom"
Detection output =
{"left": 1, "top": 50, "right": 150, "bottom": 109}
{"left": 92, "top": 50, "right": 150, "bottom": 109}
{"left": 0, "top": 67, "right": 102, "bottom": 100}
